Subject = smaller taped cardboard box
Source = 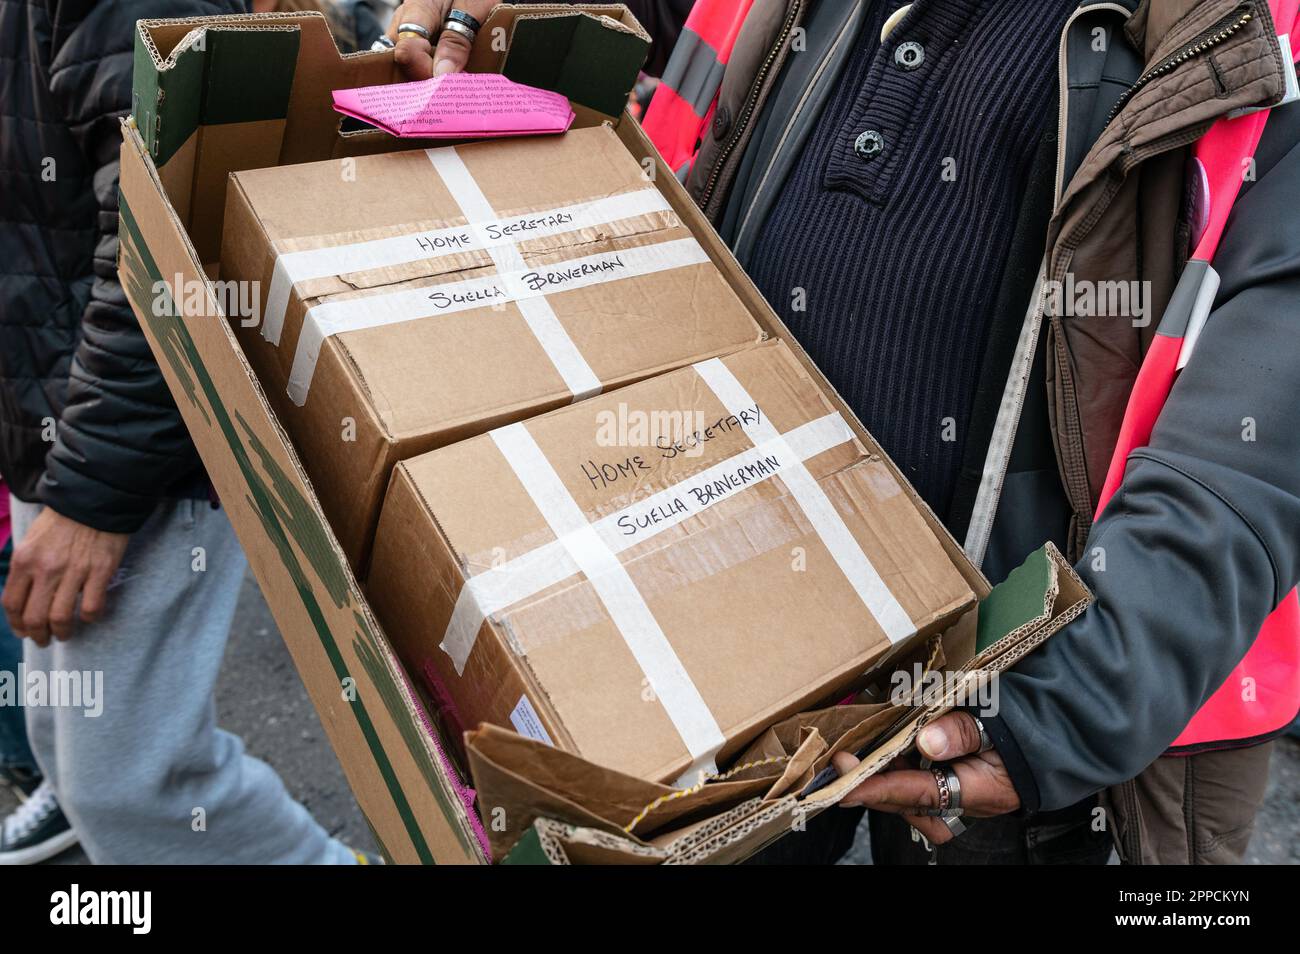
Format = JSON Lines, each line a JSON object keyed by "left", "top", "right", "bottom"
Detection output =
{"left": 221, "top": 125, "right": 765, "bottom": 568}
{"left": 367, "top": 340, "right": 977, "bottom": 784}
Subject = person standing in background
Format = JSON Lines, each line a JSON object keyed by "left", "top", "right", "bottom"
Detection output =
{"left": 0, "top": 0, "right": 371, "bottom": 865}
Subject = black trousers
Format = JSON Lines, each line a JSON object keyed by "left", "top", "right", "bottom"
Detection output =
{"left": 869, "top": 796, "right": 1113, "bottom": 865}
{"left": 744, "top": 797, "right": 1111, "bottom": 865}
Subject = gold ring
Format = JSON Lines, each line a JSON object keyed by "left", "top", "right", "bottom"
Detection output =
{"left": 397, "top": 30, "right": 425, "bottom": 40}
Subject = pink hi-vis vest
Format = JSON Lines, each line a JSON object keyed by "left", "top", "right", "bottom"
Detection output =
{"left": 1097, "top": 0, "right": 1300, "bottom": 751}
{"left": 641, "top": 0, "right": 755, "bottom": 180}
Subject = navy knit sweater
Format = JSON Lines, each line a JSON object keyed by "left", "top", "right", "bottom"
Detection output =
{"left": 747, "top": 0, "right": 1076, "bottom": 521}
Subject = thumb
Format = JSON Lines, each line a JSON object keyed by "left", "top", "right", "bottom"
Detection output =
{"left": 917, "top": 712, "right": 983, "bottom": 761}
{"left": 431, "top": 28, "right": 472, "bottom": 76}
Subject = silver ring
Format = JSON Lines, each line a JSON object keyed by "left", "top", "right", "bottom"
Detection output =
{"left": 441, "top": 19, "right": 476, "bottom": 44}
{"left": 974, "top": 716, "right": 993, "bottom": 753}
{"left": 942, "top": 815, "right": 968, "bottom": 837}
{"left": 930, "top": 766, "right": 950, "bottom": 813}
{"left": 446, "top": 8, "right": 483, "bottom": 32}
{"left": 396, "top": 21, "right": 432, "bottom": 40}
{"left": 944, "top": 765, "right": 962, "bottom": 811}
{"left": 371, "top": 35, "right": 395, "bottom": 50}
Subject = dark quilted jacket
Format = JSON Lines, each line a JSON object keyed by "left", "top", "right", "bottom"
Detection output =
{"left": 0, "top": 0, "right": 244, "bottom": 533}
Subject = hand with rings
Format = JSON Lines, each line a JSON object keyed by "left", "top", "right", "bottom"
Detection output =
{"left": 832, "top": 712, "right": 1018, "bottom": 845}
{"left": 381, "top": 1, "right": 498, "bottom": 79}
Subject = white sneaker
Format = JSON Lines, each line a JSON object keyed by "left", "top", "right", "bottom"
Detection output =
{"left": 0, "top": 780, "right": 79, "bottom": 865}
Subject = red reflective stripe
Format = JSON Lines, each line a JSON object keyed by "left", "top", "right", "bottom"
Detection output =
{"left": 1095, "top": 333, "right": 1182, "bottom": 515}
{"left": 1099, "top": 0, "right": 1300, "bottom": 748}
{"left": 642, "top": 85, "right": 701, "bottom": 170}
{"left": 1174, "top": 596, "right": 1300, "bottom": 747}
{"left": 641, "top": 0, "right": 755, "bottom": 177}
{"left": 684, "top": 0, "right": 755, "bottom": 64}
{"left": 1190, "top": 112, "right": 1270, "bottom": 260}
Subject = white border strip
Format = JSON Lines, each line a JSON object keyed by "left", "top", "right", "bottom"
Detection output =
{"left": 440, "top": 410, "right": 857, "bottom": 673}
{"left": 693, "top": 359, "right": 915, "bottom": 644}
{"left": 490, "top": 422, "right": 727, "bottom": 772}
{"left": 261, "top": 186, "right": 673, "bottom": 346}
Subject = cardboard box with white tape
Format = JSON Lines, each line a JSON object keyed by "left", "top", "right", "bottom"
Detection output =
{"left": 221, "top": 126, "right": 764, "bottom": 568}
{"left": 118, "top": 7, "right": 1082, "bottom": 863}
{"left": 367, "top": 340, "right": 976, "bottom": 784}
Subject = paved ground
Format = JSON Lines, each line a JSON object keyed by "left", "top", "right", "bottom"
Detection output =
{"left": 2, "top": 572, "right": 375, "bottom": 865}
{"left": 3, "top": 569, "right": 1297, "bottom": 865}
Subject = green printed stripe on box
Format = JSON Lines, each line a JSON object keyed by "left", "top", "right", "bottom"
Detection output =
{"left": 118, "top": 194, "right": 445, "bottom": 864}
{"left": 976, "top": 545, "right": 1054, "bottom": 652}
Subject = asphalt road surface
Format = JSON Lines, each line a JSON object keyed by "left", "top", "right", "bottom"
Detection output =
{"left": 4, "top": 570, "right": 1297, "bottom": 865}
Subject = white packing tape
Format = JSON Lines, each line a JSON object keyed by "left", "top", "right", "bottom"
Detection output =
{"left": 426, "top": 147, "right": 601, "bottom": 403}
{"left": 285, "top": 237, "right": 710, "bottom": 405}
{"left": 692, "top": 358, "right": 916, "bottom": 644}
{"left": 261, "top": 186, "right": 674, "bottom": 346}
{"left": 489, "top": 421, "right": 727, "bottom": 778}
{"left": 440, "top": 410, "right": 858, "bottom": 673}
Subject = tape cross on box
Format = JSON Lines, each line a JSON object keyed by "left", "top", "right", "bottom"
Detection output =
{"left": 264, "top": 144, "right": 711, "bottom": 407}
{"left": 446, "top": 358, "right": 919, "bottom": 782}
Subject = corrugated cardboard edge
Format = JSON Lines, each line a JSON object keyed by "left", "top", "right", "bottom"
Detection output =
{"left": 116, "top": 116, "right": 486, "bottom": 865}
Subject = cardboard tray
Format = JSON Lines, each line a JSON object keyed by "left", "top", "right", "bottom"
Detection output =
{"left": 119, "top": 6, "right": 997, "bottom": 864}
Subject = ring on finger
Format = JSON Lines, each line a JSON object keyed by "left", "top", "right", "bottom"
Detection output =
{"left": 973, "top": 716, "right": 994, "bottom": 753}
{"left": 919, "top": 764, "right": 962, "bottom": 816}
{"left": 944, "top": 764, "right": 962, "bottom": 811}
{"left": 446, "top": 8, "right": 483, "bottom": 33}
{"left": 942, "top": 815, "right": 968, "bottom": 837}
{"left": 396, "top": 21, "right": 432, "bottom": 41}
{"left": 441, "top": 18, "right": 477, "bottom": 44}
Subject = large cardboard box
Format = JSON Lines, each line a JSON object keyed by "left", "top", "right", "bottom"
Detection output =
{"left": 221, "top": 126, "right": 764, "bottom": 568}
{"left": 120, "top": 7, "right": 999, "bottom": 863}
{"left": 368, "top": 340, "right": 975, "bottom": 783}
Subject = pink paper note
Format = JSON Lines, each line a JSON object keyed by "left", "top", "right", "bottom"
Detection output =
{"left": 332, "top": 72, "right": 575, "bottom": 139}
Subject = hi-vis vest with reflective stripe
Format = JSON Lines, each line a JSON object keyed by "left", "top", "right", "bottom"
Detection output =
{"left": 645, "top": 0, "right": 1300, "bottom": 750}
{"left": 641, "top": 0, "right": 755, "bottom": 181}
{"left": 1104, "top": 0, "right": 1300, "bottom": 751}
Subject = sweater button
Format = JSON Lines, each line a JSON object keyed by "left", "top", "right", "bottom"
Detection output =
{"left": 854, "top": 130, "right": 885, "bottom": 161}
{"left": 895, "top": 40, "right": 924, "bottom": 70}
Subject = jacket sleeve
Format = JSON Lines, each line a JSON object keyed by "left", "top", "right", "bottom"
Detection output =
{"left": 989, "top": 103, "right": 1300, "bottom": 812}
{"left": 624, "top": 0, "right": 695, "bottom": 77}
{"left": 36, "top": 1, "right": 239, "bottom": 533}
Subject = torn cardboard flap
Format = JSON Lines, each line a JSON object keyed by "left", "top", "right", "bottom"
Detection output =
{"left": 488, "top": 542, "right": 1091, "bottom": 864}
{"left": 368, "top": 340, "right": 977, "bottom": 786}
